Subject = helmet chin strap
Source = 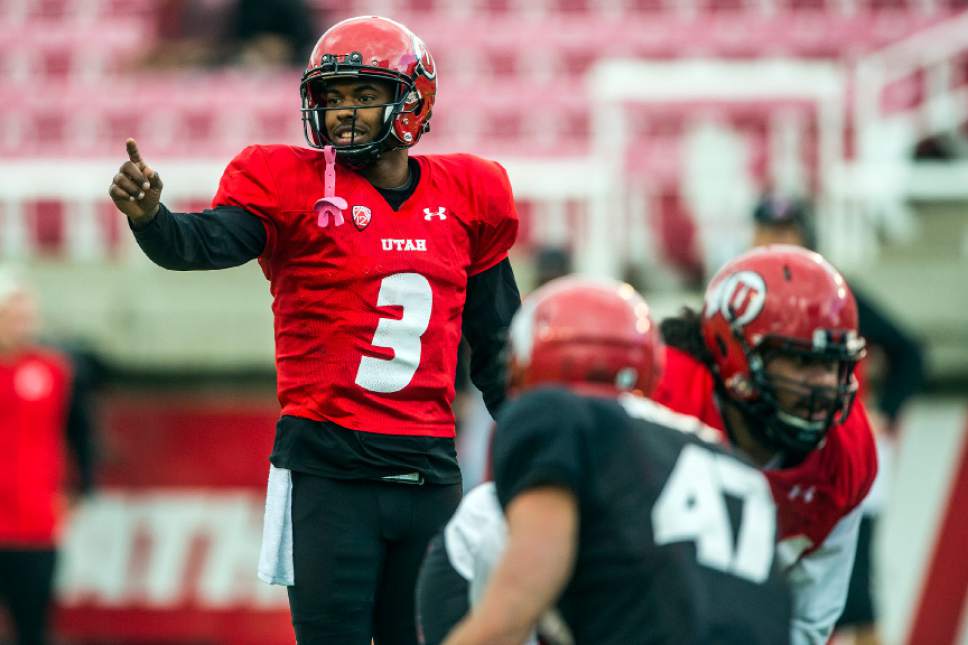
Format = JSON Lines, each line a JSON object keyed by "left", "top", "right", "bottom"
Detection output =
{"left": 335, "top": 144, "right": 384, "bottom": 169}
{"left": 332, "top": 113, "right": 405, "bottom": 170}
{"left": 329, "top": 110, "right": 383, "bottom": 169}
{"left": 754, "top": 399, "right": 828, "bottom": 455}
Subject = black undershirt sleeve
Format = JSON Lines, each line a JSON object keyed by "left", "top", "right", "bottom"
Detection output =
{"left": 853, "top": 288, "right": 925, "bottom": 423}
{"left": 461, "top": 258, "right": 521, "bottom": 418}
{"left": 130, "top": 203, "right": 267, "bottom": 270}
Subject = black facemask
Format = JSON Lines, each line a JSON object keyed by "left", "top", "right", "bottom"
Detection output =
{"left": 300, "top": 73, "right": 415, "bottom": 169}
{"left": 720, "top": 336, "right": 862, "bottom": 455}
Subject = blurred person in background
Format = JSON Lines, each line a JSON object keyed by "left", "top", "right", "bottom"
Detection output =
{"left": 437, "top": 276, "right": 790, "bottom": 645}
{"left": 532, "top": 246, "right": 572, "bottom": 289}
{"left": 655, "top": 245, "right": 877, "bottom": 645}
{"left": 0, "top": 269, "right": 97, "bottom": 645}
{"left": 751, "top": 194, "right": 925, "bottom": 645}
{"left": 141, "top": 0, "right": 318, "bottom": 70}
{"left": 108, "top": 16, "right": 519, "bottom": 645}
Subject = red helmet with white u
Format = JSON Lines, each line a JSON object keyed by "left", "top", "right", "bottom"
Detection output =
{"left": 701, "top": 245, "right": 866, "bottom": 452}
{"left": 508, "top": 276, "right": 664, "bottom": 398}
{"left": 300, "top": 16, "right": 436, "bottom": 167}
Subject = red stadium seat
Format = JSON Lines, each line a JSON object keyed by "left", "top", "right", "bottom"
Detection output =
{"left": 1, "top": 0, "right": 963, "bottom": 266}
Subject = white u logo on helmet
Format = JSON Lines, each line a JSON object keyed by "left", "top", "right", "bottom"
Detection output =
{"left": 705, "top": 271, "right": 766, "bottom": 327}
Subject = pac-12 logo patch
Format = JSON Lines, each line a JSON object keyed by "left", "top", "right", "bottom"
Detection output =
{"left": 352, "top": 205, "right": 371, "bottom": 231}
{"left": 705, "top": 270, "right": 766, "bottom": 327}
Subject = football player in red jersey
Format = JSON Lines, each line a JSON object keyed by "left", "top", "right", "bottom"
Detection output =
{"left": 653, "top": 244, "right": 877, "bottom": 645}
{"left": 108, "top": 16, "right": 520, "bottom": 645}
{"left": 752, "top": 194, "right": 924, "bottom": 645}
{"left": 438, "top": 276, "right": 790, "bottom": 645}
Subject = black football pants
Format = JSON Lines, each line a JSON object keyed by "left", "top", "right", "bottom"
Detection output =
{"left": 836, "top": 515, "right": 877, "bottom": 628}
{"left": 414, "top": 533, "right": 470, "bottom": 645}
{"left": 287, "top": 472, "right": 462, "bottom": 645}
{"left": 0, "top": 548, "right": 57, "bottom": 645}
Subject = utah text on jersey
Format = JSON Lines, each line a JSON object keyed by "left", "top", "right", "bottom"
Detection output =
{"left": 381, "top": 239, "right": 427, "bottom": 252}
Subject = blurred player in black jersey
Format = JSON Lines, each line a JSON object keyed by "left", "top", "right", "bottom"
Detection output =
{"left": 438, "top": 276, "right": 791, "bottom": 645}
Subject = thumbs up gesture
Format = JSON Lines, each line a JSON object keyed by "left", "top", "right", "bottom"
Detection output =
{"left": 109, "top": 138, "right": 164, "bottom": 226}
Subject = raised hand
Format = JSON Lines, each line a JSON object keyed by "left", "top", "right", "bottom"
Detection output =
{"left": 109, "top": 138, "right": 164, "bottom": 225}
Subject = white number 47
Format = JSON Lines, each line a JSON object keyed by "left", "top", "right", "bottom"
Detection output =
{"left": 652, "top": 444, "right": 776, "bottom": 584}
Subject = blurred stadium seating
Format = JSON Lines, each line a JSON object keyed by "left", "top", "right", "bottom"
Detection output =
{"left": 2, "top": 1, "right": 967, "bottom": 643}
{"left": 2, "top": 0, "right": 965, "bottom": 373}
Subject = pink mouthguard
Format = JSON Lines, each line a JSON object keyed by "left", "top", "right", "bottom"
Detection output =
{"left": 314, "top": 146, "right": 347, "bottom": 228}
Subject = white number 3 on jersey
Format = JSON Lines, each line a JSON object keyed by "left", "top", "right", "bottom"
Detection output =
{"left": 652, "top": 444, "right": 777, "bottom": 583}
{"left": 355, "top": 272, "right": 434, "bottom": 393}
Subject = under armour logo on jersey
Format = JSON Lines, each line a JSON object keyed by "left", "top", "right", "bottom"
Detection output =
{"left": 423, "top": 207, "right": 447, "bottom": 221}
{"left": 788, "top": 484, "right": 816, "bottom": 503}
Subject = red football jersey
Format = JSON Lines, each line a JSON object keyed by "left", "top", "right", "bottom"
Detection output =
{"left": 653, "top": 346, "right": 877, "bottom": 562}
{"left": 212, "top": 146, "right": 518, "bottom": 438}
{"left": 0, "top": 348, "right": 72, "bottom": 546}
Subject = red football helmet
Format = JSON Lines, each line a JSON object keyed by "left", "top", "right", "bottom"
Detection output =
{"left": 701, "top": 245, "right": 866, "bottom": 452}
{"left": 508, "top": 276, "right": 664, "bottom": 398}
{"left": 300, "top": 16, "right": 436, "bottom": 167}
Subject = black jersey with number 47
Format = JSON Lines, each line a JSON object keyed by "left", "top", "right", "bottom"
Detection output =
{"left": 492, "top": 386, "right": 792, "bottom": 645}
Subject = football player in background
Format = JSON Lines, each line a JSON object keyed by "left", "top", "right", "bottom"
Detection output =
{"left": 655, "top": 245, "right": 878, "bottom": 645}
{"left": 751, "top": 194, "right": 924, "bottom": 645}
{"left": 0, "top": 268, "right": 97, "bottom": 645}
{"left": 108, "top": 16, "right": 520, "bottom": 645}
{"left": 439, "top": 276, "right": 791, "bottom": 645}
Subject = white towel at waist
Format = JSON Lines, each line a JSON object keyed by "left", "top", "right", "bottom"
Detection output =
{"left": 258, "top": 464, "right": 294, "bottom": 586}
